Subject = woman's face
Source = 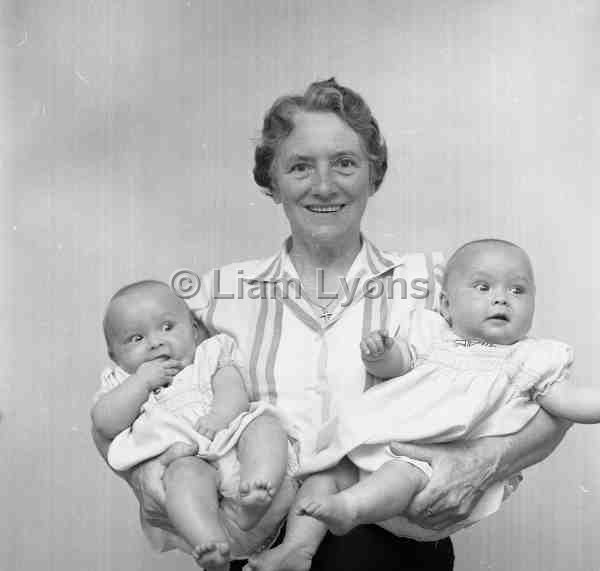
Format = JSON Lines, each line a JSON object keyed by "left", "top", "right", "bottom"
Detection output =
{"left": 271, "top": 111, "right": 373, "bottom": 248}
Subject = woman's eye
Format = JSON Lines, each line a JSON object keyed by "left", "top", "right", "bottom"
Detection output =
{"left": 473, "top": 283, "right": 489, "bottom": 292}
{"left": 289, "top": 163, "right": 311, "bottom": 177}
{"left": 333, "top": 157, "right": 357, "bottom": 172}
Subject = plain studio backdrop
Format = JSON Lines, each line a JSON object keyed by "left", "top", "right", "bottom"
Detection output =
{"left": 2, "top": 1, "right": 599, "bottom": 570}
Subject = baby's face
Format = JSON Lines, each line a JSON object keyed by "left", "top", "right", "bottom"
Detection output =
{"left": 441, "top": 243, "right": 535, "bottom": 345}
{"left": 105, "top": 285, "right": 205, "bottom": 374}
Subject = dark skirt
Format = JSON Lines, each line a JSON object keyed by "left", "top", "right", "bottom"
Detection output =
{"left": 230, "top": 524, "right": 454, "bottom": 570}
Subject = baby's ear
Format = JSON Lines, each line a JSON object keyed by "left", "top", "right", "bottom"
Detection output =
{"left": 439, "top": 290, "right": 451, "bottom": 322}
{"left": 191, "top": 314, "right": 208, "bottom": 346}
{"left": 192, "top": 319, "right": 201, "bottom": 344}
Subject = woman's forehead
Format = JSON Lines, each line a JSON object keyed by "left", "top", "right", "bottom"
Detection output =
{"left": 280, "top": 111, "right": 364, "bottom": 155}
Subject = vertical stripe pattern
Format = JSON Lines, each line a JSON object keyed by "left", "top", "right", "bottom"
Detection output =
{"left": 424, "top": 251, "right": 435, "bottom": 310}
{"left": 362, "top": 295, "right": 378, "bottom": 391}
{"left": 264, "top": 294, "right": 284, "bottom": 403}
{"left": 248, "top": 296, "right": 269, "bottom": 401}
{"left": 204, "top": 288, "right": 217, "bottom": 334}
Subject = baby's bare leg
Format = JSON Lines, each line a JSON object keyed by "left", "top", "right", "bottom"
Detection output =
{"left": 163, "top": 456, "right": 230, "bottom": 570}
{"left": 246, "top": 459, "right": 357, "bottom": 571}
{"left": 235, "top": 413, "right": 288, "bottom": 529}
{"left": 299, "top": 459, "right": 427, "bottom": 535}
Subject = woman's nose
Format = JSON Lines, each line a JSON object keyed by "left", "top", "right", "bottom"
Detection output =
{"left": 312, "top": 165, "right": 335, "bottom": 197}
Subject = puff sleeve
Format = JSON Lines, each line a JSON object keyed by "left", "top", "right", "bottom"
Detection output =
{"left": 511, "top": 339, "right": 574, "bottom": 401}
{"left": 92, "top": 365, "right": 129, "bottom": 404}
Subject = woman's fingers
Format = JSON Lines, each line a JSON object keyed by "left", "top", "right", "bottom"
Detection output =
{"left": 413, "top": 491, "right": 483, "bottom": 530}
{"left": 138, "top": 442, "right": 199, "bottom": 527}
{"left": 400, "top": 440, "right": 494, "bottom": 530}
{"left": 388, "top": 442, "right": 436, "bottom": 463}
{"left": 158, "top": 442, "right": 199, "bottom": 467}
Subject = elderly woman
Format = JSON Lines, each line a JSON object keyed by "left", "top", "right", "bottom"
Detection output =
{"left": 93, "top": 78, "right": 569, "bottom": 570}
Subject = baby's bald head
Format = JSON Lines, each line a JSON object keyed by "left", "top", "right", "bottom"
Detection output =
{"left": 103, "top": 280, "right": 185, "bottom": 346}
{"left": 443, "top": 239, "right": 535, "bottom": 292}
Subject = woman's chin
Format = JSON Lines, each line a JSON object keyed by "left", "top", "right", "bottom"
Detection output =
{"left": 300, "top": 223, "right": 360, "bottom": 248}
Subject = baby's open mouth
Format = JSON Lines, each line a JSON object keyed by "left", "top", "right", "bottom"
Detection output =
{"left": 305, "top": 204, "right": 345, "bottom": 214}
{"left": 487, "top": 314, "right": 509, "bottom": 322}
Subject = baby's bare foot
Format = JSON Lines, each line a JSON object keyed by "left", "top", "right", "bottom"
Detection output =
{"left": 193, "top": 541, "right": 231, "bottom": 570}
{"left": 243, "top": 543, "right": 314, "bottom": 571}
{"left": 235, "top": 479, "right": 277, "bottom": 530}
{"left": 297, "top": 494, "right": 358, "bottom": 535}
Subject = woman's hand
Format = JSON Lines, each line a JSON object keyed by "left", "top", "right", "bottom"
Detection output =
{"left": 128, "top": 442, "right": 198, "bottom": 532}
{"left": 388, "top": 439, "right": 502, "bottom": 530}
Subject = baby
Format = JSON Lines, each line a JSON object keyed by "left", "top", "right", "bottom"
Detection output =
{"left": 91, "top": 280, "right": 292, "bottom": 570}
{"left": 247, "top": 238, "right": 600, "bottom": 571}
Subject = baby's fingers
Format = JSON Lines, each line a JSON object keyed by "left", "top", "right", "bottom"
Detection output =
{"left": 367, "top": 334, "right": 386, "bottom": 355}
{"left": 360, "top": 340, "right": 373, "bottom": 356}
{"left": 161, "top": 359, "right": 183, "bottom": 374}
{"left": 196, "top": 424, "right": 216, "bottom": 440}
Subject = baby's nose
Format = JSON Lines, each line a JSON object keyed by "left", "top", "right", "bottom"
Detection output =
{"left": 148, "top": 334, "right": 166, "bottom": 348}
{"left": 491, "top": 290, "right": 508, "bottom": 305}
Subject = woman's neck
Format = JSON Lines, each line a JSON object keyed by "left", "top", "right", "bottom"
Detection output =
{"left": 289, "top": 234, "right": 361, "bottom": 273}
{"left": 287, "top": 233, "right": 362, "bottom": 299}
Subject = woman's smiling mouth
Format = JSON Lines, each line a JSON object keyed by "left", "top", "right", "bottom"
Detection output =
{"left": 305, "top": 204, "right": 345, "bottom": 213}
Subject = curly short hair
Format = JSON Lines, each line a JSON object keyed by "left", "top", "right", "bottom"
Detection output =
{"left": 253, "top": 78, "right": 388, "bottom": 195}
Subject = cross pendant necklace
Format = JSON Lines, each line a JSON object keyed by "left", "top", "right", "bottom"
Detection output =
{"left": 304, "top": 295, "right": 337, "bottom": 322}
{"left": 319, "top": 307, "right": 334, "bottom": 321}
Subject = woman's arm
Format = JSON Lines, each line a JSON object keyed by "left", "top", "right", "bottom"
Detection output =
{"left": 91, "top": 424, "right": 198, "bottom": 534}
{"left": 389, "top": 409, "right": 571, "bottom": 529}
{"left": 91, "top": 359, "right": 181, "bottom": 440}
{"left": 194, "top": 365, "right": 249, "bottom": 439}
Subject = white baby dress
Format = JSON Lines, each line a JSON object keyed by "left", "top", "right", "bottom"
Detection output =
{"left": 97, "top": 334, "right": 294, "bottom": 557}
{"left": 299, "top": 310, "right": 573, "bottom": 540}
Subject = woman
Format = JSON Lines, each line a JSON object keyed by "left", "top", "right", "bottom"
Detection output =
{"left": 93, "top": 78, "right": 569, "bottom": 570}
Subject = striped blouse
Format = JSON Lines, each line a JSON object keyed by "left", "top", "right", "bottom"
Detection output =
{"left": 188, "top": 236, "right": 444, "bottom": 456}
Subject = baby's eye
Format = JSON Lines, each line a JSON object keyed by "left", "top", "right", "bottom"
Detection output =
{"left": 162, "top": 321, "right": 174, "bottom": 332}
{"left": 473, "top": 282, "right": 489, "bottom": 292}
{"left": 509, "top": 286, "right": 524, "bottom": 295}
{"left": 128, "top": 334, "right": 143, "bottom": 343}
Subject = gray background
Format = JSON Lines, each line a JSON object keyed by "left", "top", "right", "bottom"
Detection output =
{"left": 2, "top": 1, "right": 599, "bottom": 569}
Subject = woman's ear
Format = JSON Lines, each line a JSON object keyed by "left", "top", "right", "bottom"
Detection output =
{"left": 270, "top": 185, "right": 282, "bottom": 204}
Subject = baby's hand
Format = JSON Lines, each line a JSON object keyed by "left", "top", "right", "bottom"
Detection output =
{"left": 361, "top": 329, "right": 395, "bottom": 362}
{"left": 194, "top": 417, "right": 217, "bottom": 441}
{"left": 136, "top": 359, "right": 182, "bottom": 391}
